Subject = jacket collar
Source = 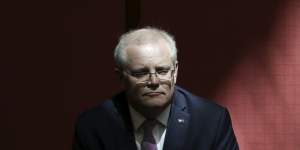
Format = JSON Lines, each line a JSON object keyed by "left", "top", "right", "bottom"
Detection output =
{"left": 163, "top": 86, "right": 190, "bottom": 150}
{"left": 112, "top": 86, "right": 191, "bottom": 150}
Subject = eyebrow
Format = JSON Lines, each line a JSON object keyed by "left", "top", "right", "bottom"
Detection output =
{"left": 131, "top": 65, "right": 171, "bottom": 72}
{"left": 156, "top": 66, "right": 171, "bottom": 69}
{"left": 131, "top": 68, "right": 148, "bottom": 72}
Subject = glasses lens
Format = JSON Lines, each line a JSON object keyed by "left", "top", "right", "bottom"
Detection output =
{"left": 142, "top": 68, "right": 174, "bottom": 83}
{"left": 124, "top": 66, "right": 174, "bottom": 82}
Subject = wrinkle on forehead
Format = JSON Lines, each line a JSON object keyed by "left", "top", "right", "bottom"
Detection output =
{"left": 124, "top": 40, "right": 173, "bottom": 69}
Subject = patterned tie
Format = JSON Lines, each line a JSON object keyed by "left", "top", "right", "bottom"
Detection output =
{"left": 141, "top": 119, "right": 157, "bottom": 150}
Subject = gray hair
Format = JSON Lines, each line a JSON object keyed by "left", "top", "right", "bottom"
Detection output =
{"left": 114, "top": 27, "right": 178, "bottom": 68}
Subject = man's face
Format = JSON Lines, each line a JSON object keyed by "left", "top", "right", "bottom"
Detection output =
{"left": 121, "top": 40, "right": 178, "bottom": 111}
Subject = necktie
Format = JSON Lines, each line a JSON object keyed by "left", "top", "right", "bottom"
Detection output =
{"left": 141, "top": 119, "right": 157, "bottom": 150}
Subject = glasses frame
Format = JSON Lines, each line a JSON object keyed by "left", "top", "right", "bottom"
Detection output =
{"left": 122, "top": 65, "right": 176, "bottom": 84}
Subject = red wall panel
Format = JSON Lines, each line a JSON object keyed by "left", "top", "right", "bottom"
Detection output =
{"left": 215, "top": 1, "right": 300, "bottom": 149}
{"left": 3, "top": 0, "right": 300, "bottom": 149}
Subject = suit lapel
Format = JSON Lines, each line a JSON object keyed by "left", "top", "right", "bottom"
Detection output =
{"left": 111, "top": 87, "right": 190, "bottom": 150}
{"left": 163, "top": 89, "right": 190, "bottom": 150}
{"left": 112, "top": 92, "right": 137, "bottom": 150}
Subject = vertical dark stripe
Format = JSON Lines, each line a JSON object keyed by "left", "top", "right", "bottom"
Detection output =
{"left": 125, "top": 0, "right": 141, "bottom": 31}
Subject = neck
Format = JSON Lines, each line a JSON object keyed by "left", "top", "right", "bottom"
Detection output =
{"left": 130, "top": 103, "right": 170, "bottom": 119}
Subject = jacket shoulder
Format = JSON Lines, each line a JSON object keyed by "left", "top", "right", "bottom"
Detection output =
{"left": 175, "top": 86, "right": 225, "bottom": 113}
{"left": 75, "top": 100, "right": 116, "bottom": 128}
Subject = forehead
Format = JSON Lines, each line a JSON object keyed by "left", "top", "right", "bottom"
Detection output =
{"left": 124, "top": 40, "right": 173, "bottom": 69}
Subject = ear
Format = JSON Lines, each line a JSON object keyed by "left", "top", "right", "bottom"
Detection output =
{"left": 173, "top": 61, "right": 179, "bottom": 84}
{"left": 115, "top": 67, "right": 124, "bottom": 80}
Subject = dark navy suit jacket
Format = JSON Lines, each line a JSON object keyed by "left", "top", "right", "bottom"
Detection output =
{"left": 73, "top": 86, "right": 239, "bottom": 150}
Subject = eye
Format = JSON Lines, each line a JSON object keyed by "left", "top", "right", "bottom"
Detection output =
{"left": 156, "top": 69, "right": 170, "bottom": 75}
{"left": 131, "top": 71, "right": 148, "bottom": 78}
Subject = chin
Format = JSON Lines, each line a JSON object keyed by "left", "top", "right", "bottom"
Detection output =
{"left": 140, "top": 96, "right": 171, "bottom": 108}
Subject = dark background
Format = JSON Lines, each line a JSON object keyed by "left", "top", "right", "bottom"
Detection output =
{"left": 2, "top": 0, "right": 300, "bottom": 149}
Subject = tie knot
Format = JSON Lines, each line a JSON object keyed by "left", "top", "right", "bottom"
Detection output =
{"left": 143, "top": 119, "right": 157, "bottom": 132}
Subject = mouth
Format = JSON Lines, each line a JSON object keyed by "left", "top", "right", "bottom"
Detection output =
{"left": 143, "top": 92, "right": 165, "bottom": 97}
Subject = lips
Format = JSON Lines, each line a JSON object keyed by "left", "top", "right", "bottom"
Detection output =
{"left": 143, "top": 92, "right": 165, "bottom": 96}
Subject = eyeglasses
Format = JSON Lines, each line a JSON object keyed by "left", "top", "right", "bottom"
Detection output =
{"left": 123, "top": 66, "right": 175, "bottom": 84}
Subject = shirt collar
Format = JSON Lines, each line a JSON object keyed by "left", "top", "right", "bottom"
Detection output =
{"left": 128, "top": 104, "right": 171, "bottom": 131}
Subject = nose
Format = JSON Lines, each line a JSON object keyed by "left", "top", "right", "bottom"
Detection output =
{"left": 147, "top": 73, "right": 160, "bottom": 89}
{"left": 149, "top": 73, "right": 159, "bottom": 83}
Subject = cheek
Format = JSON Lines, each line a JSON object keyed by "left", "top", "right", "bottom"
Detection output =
{"left": 124, "top": 81, "right": 143, "bottom": 96}
{"left": 163, "top": 84, "right": 176, "bottom": 97}
{"left": 123, "top": 77, "right": 137, "bottom": 89}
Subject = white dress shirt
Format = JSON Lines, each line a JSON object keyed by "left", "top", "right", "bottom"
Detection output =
{"left": 128, "top": 104, "right": 171, "bottom": 150}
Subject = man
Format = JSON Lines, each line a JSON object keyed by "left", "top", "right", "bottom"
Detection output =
{"left": 73, "top": 27, "right": 239, "bottom": 150}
